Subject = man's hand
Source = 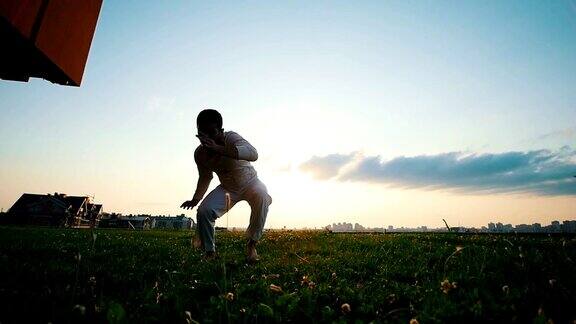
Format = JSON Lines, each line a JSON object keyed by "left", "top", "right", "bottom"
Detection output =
{"left": 197, "top": 134, "right": 225, "bottom": 155}
{"left": 180, "top": 198, "right": 200, "bottom": 210}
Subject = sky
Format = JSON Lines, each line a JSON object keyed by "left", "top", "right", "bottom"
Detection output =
{"left": 1, "top": 0, "right": 575, "bottom": 229}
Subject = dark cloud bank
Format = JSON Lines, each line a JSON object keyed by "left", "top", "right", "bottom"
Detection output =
{"left": 299, "top": 146, "right": 576, "bottom": 196}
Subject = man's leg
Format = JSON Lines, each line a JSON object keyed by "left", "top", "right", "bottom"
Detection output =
{"left": 196, "top": 185, "right": 237, "bottom": 253}
{"left": 243, "top": 179, "right": 272, "bottom": 260}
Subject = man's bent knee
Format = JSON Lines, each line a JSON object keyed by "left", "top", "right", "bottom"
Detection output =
{"left": 259, "top": 193, "right": 272, "bottom": 207}
{"left": 249, "top": 190, "right": 272, "bottom": 206}
{"left": 197, "top": 205, "right": 218, "bottom": 221}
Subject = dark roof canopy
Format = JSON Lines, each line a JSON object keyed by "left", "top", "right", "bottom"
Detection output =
{"left": 9, "top": 193, "right": 90, "bottom": 215}
{"left": 0, "top": 0, "right": 103, "bottom": 86}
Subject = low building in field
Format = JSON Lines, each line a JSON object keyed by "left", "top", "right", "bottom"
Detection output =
{"left": 151, "top": 214, "right": 194, "bottom": 230}
{"left": 2, "top": 192, "right": 102, "bottom": 227}
{"left": 98, "top": 214, "right": 153, "bottom": 230}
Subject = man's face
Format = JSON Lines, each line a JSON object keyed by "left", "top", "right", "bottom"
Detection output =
{"left": 197, "top": 122, "right": 223, "bottom": 141}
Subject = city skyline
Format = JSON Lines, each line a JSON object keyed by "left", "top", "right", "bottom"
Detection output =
{"left": 327, "top": 219, "right": 576, "bottom": 233}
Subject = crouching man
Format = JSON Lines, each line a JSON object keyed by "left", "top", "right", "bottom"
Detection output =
{"left": 181, "top": 109, "right": 272, "bottom": 263}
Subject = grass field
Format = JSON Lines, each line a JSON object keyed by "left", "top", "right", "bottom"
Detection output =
{"left": 0, "top": 226, "right": 575, "bottom": 323}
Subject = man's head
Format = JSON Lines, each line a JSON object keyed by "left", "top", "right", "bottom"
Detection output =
{"left": 197, "top": 109, "right": 224, "bottom": 142}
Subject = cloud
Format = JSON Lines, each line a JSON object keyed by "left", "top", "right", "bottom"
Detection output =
{"left": 514, "top": 126, "right": 576, "bottom": 147}
{"left": 299, "top": 153, "right": 355, "bottom": 179}
{"left": 536, "top": 127, "right": 576, "bottom": 141}
{"left": 299, "top": 147, "right": 576, "bottom": 196}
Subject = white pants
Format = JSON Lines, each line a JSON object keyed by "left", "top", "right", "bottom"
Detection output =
{"left": 196, "top": 178, "right": 272, "bottom": 252}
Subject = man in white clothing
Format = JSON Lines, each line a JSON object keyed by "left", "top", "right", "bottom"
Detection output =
{"left": 181, "top": 109, "right": 272, "bottom": 262}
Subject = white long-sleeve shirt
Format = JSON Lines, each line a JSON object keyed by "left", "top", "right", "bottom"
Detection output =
{"left": 192, "top": 131, "right": 259, "bottom": 200}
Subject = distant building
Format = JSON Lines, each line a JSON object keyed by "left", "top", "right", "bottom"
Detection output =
{"left": 354, "top": 223, "right": 365, "bottom": 232}
{"left": 563, "top": 220, "right": 576, "bottom": 233}
{"left": 152, "top": 215, "right": 194, "bottom": 230}
{"left": 515, "top": 224, "right": 532, "bottom": 233}
{"left": 2, "top": 192, "right": 102, "bottom": 227}
{"left": 492, "top": 223, "right": 514, "bottom": 233}
{"left": 99, "top": 214, "right": 153, "bottom": 230}
{"left": 330, "top": 222, "right": 354, "bottom": 232}
{"left": 488, "top": 223, "right": 496, "bottom": 232}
